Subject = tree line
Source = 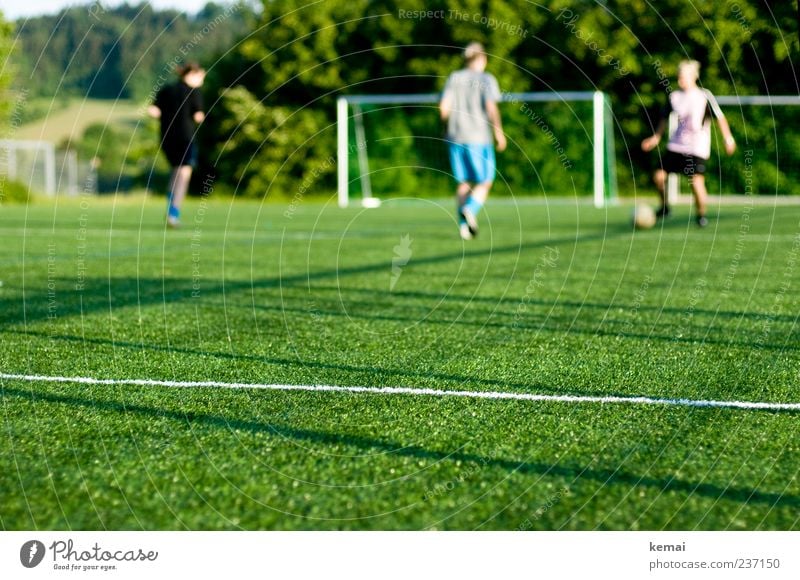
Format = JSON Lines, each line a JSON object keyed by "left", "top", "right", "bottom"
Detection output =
{"left": 2, "top": 1, "right": 799, "bottom": 198}
{"left": 202, "top": 0, "right": 799, "bottom": 197}
{"left": 9, "top": 2, "right": 256, "bottom": 101}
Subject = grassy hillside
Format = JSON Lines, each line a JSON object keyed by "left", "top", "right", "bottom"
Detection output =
{"left": 17, "top": 98, "right": 142, "bottom": 145}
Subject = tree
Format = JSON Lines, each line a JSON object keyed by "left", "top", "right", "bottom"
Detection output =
{"left": 11, "top": 2, "right": 256, "bottom": 101}
{"left": 0, "top": 9, "right": 15, "bottom": 128}
{"left": 204, "top": 0, "right": 798, "bottom": 198}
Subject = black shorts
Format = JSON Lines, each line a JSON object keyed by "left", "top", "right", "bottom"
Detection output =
{"left": 162, "top": 141, "right": 198, "bottom": 168}
{"left": 661, "top": 150, "right": 706, "bottom": 176}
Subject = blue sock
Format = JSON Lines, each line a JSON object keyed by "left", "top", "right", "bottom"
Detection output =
{"left": 167, "top": 193, "right": 180, "bottom": 219}
{"left": 464, "top": 197, "right": 483, "bottom": 216}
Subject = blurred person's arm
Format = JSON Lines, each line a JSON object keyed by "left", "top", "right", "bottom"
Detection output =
{"left": 641, "top": 119, "right": 666, "bottom": 152}
{"left": 486, "top": 99, "right": 506, "bottom": 152}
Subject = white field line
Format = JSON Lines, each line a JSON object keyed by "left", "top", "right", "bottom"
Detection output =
{"left": 652, "top": 234, "right": 799, "bottom": 242}
{"left": 1, "top": 372, "right": 798, "bottom": 413}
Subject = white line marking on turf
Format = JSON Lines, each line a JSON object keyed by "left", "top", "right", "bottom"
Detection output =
{"left": 1, "top": 373, "right": 798, "bottom": 413}
{"left": 655, "top": 234, "right": 798, "bottom": 242}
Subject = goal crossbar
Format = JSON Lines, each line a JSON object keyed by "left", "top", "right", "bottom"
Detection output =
{"left": 715, "top": 95, "right": 800, "bottom": 106}
{"left": 343, "top": 91, "right": 596, "bottom": 106}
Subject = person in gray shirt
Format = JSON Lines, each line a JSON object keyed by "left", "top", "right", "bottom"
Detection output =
{"left": 440, "top": 42, "right": 506, "bottom": 240}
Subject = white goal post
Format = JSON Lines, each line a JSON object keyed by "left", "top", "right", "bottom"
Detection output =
{"left": 336, "top": 91, "right": 618, "bottom": 208}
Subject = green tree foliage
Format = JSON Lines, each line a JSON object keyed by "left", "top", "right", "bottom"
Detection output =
{"left": 205, "top": 0, "right": 799, "bottom": 198}
{"left": 0, "top": 9, "right": 30, "bottom": 204}
{"left": 71, "top": 120, "right": 166, "bottom": 193}
{"left": 0, "top": 8, "right": 14, "bottom": 126}
{"left": 12, "top": 2, "right": 256, "bottom": 101}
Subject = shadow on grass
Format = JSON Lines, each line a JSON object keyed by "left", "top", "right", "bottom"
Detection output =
{"left": 11, "top": 330, "right": 592, "bottom": 397}
{"left": 242, "top": 300, "right": 799, "bottom": 353}
{"left": 2, "top": 385, "right": 798, "bottom": 517}
{"left": 3, "top": 220, "right": 797, "bottom": 352}
{"left": 312, "top": 284, "right": 800, "bottom": 325}
{"left": 0, "top": 227, "right": 622, "bottom": 326}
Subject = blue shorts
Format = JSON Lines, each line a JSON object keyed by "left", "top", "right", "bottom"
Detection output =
{"left": 449, "top": 143, "right": 496, "bottom": 184}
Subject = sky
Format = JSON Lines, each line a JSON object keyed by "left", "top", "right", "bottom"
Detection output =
{"left": 0, "top": 0, "right": 211, "bottom": 20}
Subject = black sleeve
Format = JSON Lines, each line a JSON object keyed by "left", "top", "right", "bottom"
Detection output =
{"left": 154, "top": 86, "right": 166, "bottom": 109}
{"left": 190, "top": 88, "right": 204, "bottom": 115}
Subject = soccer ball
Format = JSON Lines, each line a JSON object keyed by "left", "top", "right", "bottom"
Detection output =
{"left": 361, "top": 197, "right": 382, "bottom": 208}
{"left": 633, "top": 204, "right": 656, "bottom": 229}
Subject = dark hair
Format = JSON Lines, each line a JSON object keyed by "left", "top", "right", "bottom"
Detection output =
{"left": 176, "top": 62, "right": 203, "bottom": 78}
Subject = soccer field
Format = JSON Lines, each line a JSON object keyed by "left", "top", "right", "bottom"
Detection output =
{"left": 1, "top": 196, "right": 798, "bottom": 530}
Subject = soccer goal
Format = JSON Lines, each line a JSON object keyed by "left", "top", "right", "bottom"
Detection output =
{"left": 0, "top": 139, "right": 90, "bottom": 197}
{"left": 0, "top": 139, "right": 57, "bottom": 196}
{"left": 336, "top": 91, "right": 618, "bottom": 208}
{"left": 666, "top": 95, "right": 800, "bottom": 201}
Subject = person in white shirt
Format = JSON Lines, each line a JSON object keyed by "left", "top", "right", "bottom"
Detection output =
{"left": 641, "top": 60, "right": 736, "bottom": 227}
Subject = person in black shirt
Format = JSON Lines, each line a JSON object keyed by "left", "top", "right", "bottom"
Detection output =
{"left": 148, "top": 62, "right": 206, "bottom": 227}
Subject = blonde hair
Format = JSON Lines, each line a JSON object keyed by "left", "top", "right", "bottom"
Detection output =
{"left": 464, "top": 42, "right": 486, "bottom": 64}
{"left": 678, "top": 60, "right": 700, "bottom": 82}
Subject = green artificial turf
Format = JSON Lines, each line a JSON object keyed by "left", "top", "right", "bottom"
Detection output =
{"left": 1, "top": 195, "right": 798, "bottom": 530}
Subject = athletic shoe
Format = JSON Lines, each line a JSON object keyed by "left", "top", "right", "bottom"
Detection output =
{"left": 459, "top": 224, "right": 473, "bottom": 240}
{"left": 655, "top": 206, "right": 671, "bottom": 219}
{"left": 167, "top": 216, "right": 181, "bottom": 229}
{"left": 461, "top": 207, "right": 479, "bottom": 237}
{"left": 696, "top": 216, "right": 708, "bottom": 228}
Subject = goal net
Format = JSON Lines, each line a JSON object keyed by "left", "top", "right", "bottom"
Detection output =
{"left": 336, "top": 91, "right": 618, "bottom": 208}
